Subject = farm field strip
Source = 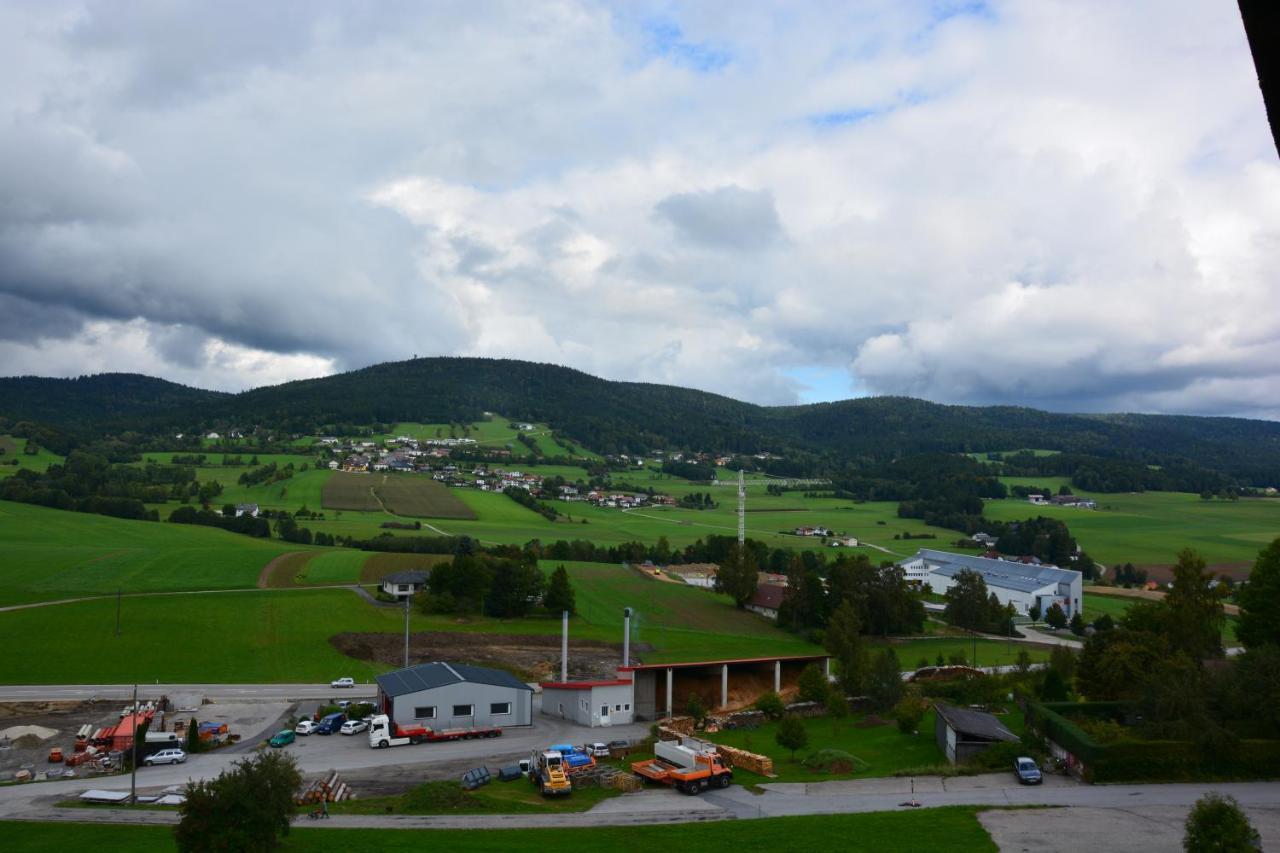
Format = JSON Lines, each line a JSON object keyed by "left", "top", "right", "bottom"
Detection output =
{"left": 320, "top": 471, "right": 383, "bottom": 512}
{"left": 372, "top": 475, "right": 477, "bottom": 519}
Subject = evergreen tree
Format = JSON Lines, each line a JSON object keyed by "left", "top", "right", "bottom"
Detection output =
{"left": 1237, "top": 537, "right": 1280, "bottom": 650}
{"left": 1165, "top": 549, "right": 1225, "bottom": 659}
{"left": 796, "top": 663, "right": 829, "bottom": 704}
{"left": 825, "top": 600, "right": 869, "bottom": 695}
{"left": 866, "top": 648, "right": 903, "bottom": 710}
{"left": 1183, "top": 793, "right": 1261, "bottom": 853}
{"left": 1044, "top": 603, "right": 1068, "bottom": 630}
{"left": 1069, "top": 611, "right": 1086, "bottom": 636}
{"left": 543, "top": 565, "right": 576, "bottom": 615}
{"left": 714, "top": 542, "right": 759, "bottom": 608}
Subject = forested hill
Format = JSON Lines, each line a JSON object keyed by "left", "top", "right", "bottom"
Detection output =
{"left": 2, "top": 357, "right": 1280, "bottom": 484}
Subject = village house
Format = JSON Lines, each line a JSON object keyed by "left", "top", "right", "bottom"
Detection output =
{"left": 745, "top": 584, "right": 787, "bottom": 621}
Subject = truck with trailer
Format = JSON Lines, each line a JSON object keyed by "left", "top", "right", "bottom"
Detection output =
{"left": 632, "top": 737, "right": 733, "bottom": 794}
{"left": 528, "top": 749, "right": 572, "bottom": 796}
{"left": 366, "top": 714, "right": 503, "bottom": 749}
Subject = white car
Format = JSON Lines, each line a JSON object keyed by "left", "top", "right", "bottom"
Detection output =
{"left": 143, "top": 748, "right": 187, "bottom": 766}
{"left": 331, "top": 677, "right": 355, "bottom": 689}
{"left": 584, "top": 742, "right": 610, "bottom": 757}
{"left": 339, "top": 719, "right": 368, "bottom": 736}
{"left": 295, "top": 719, "right": 318, "bottom": 735}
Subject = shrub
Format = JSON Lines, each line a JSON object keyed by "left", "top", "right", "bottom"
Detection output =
{"left": 893, "top": 691, "right": 929, "bottom": 734}
{"left": 801, "top": 749, "right": 868, "bottom": 774}
{"left": 1183, "top": 793, "right": 1261, "bottom": 852}
{"left": 776, "top": 715, "right": 808, "bottom": 761}
{"left": 797, "top": 663, "right": 829, "bottom": 704}
{"left": 175, "top": 750, "right": 301, "bottom": 852}
{"left": 754, "top": 691, "right": 785, "bottom": 720}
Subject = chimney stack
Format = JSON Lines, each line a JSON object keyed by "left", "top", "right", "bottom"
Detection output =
{"left": 623, "top": 607, "right": 632, "bottom": 667}
{"left": 561, "top": 610, "right": 569, "bottom": 682}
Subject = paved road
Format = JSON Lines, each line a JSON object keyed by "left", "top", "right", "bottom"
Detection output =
{"left": 0, "top": 684, "right": 380, "bottom": 702}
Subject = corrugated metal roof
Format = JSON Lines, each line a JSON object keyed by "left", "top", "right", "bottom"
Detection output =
{"left": 904, "top": 549, "right": 1079, "bottom": 593}
{"left": 935, "top": 703, "right": 1019, "bottom": 742}
{"left": 375, "top": 661, "right": 531, "bottom": 697}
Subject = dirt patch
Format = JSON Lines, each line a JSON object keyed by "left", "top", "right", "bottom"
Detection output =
{"left": 330, "top": 631, "right": 640, "bottom": 681}
{"left": 258, "top": 551, "right": 314, "bottom": 588}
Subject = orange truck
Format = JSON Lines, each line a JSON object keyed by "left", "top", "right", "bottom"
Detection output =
{"left": 632, "top": 737, "right": 732, "bottom": 794}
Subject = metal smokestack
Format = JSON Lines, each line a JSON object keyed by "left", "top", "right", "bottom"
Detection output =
{"left": 561, "top": 610, "right": 569, "bottom": 682}
{"left": 623, "top": 607, "right": 633, "bottom": 668}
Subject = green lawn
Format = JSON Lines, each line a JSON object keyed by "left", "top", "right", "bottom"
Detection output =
{"left": 710, "top": 711, "right": 949, "bottom": 782}
{"left": 982, "top": 491, "right": 1279, "bottom": 567}
{"left": 301, "top": 551, "right": 370, "bottom": 585}
{"left": 0, "top": 809, "right": 997, "bottom": 852}
{"left": 0, "top": 501, "right": 312, "bottom": 606}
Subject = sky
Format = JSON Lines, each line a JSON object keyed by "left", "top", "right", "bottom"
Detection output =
{"left": 1, "top": 1, "right": 1277, "bottom": 417}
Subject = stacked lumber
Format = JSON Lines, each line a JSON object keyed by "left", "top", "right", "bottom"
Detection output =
{"left": 662, "top": 717, "right": 696, "bottom": 736}
{"left": 294, "top": 770, "right": 354, "bottom": 805}
{"left": 716, "top": 744, "right": 773, "bottom": 776}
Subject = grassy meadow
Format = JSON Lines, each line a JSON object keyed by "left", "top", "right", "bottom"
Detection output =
{"left": 0, "top": 500, "right": 310, "bottom": 607}
{"left": 0, "top": 435, "right": 64, "bottom": 478}
{"left": 984, "top": 490, "right": 1279, "bottom": 567}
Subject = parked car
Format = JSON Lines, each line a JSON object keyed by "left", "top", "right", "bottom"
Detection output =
{"left": 143, "top": 748, "right": 187, "bottom": 766}
{"left": 316, "top": 712, "right": 347, "bottom": 735}
{"left": 295, "top": 719, "right": 318, "bottom": 736}
{"left": 269, "top": 730, "right": 295, "bottom": 748}
{"left": 335, "top": 699, "right": 352, "bottom": 709}
{"left": 1014, "top": 756, "right": 1043, "bottom": 785}
{"left": 584, "top": 742, "right": 610, "bottom": 757}
{"left": 339, "top": 719, "right": 368, "bottom": 736}
{"left": 331, "top": 677, "right": 355, "bottom": 689}
{"left": 607, "top": 739, "right": 630, "bottom": 751}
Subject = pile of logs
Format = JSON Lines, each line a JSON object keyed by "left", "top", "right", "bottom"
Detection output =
{"left": 715, "top": 744, "right": 774, "bottom": 777}
{"left": 294, "top": 770, "right": 354, "bottom": 805}
{"left": 571, "top": 763, "right": 643, "bottom": 792}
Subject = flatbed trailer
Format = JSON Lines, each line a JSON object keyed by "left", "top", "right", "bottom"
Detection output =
{"left": 367, "top": 714, "right": 502, "bottom": 749}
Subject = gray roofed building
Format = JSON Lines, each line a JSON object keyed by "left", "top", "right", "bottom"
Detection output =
{"left": 374, "top": 662, "right": 532, "bottom": 729}
{"left": 378, "top": 570, "right": 429, "bottom": 599}
{"left": 898, "top": 549, "right": 1082, "bottom": 618}
{"left": 934, "top": 702, "right": 1019, "bottom": 764}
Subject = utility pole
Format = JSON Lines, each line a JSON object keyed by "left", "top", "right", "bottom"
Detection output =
{"left": 737, "top": 469, "right": 745, "bottom": 545}
{"left": 130, "top": 683, "right": 138, "bottom": 805}
{"left": 403, "top": 594, "right": 410, "bottom": 669}
{"left": 115, "top": 588, "right": 121, "bottom": 637}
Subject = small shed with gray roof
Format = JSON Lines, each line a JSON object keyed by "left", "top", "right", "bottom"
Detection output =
{"left": 375, "top": 662, "right": 533, "bottom": 728}
{"left": 379, "top": 570, "right": 429, "bottom": 599}
{"left": 934, "top": 702, "right": 1019, "bottom": 764}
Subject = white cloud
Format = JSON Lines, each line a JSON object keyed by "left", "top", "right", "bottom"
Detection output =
{"left": 0, "top": 0, "right": 1276, "bottom": 417}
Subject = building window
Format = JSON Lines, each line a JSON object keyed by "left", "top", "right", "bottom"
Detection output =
{"left": 624, "top": 704, "right": 631, "bottom": 711}
{"left": 490, "top": 702, "right": 511, "bottom": 716}
{"left": 452, "top": 704, "right": 474, "bottom": 717}
{"left": 413, "top": 706, "right": 436, "bottom": 719}
{"left": 614, "top": 704, "right": 622, "bottom": 712}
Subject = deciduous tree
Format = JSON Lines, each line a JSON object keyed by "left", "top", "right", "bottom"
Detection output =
{"left": 775, "top": 715, "right": 808, "bottom": 761}
{"left": 1237, "top": 537, "right": 1280, "bottom": 650}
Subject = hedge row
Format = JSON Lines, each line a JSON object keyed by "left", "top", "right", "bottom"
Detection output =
{"left": 1023, "top": 699, "right": 1280, "bottom": 783}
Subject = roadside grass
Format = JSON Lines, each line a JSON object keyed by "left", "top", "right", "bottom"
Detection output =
{"left": 327, "top": 779, "right": 618, "bottom": 815}
{"left": 0, "top": 808, "right": 999, "bottom": 852}
{"left": 982, "top": 490, "right": 1280, "bottom": 567}
{"left": 0, "top": 500, "right": 310, "bottom": 606}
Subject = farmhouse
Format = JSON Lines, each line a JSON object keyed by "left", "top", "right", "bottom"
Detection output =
{"left": 234, "top": 503, "right": 259, "bottom": 517}
{"left": 379, "top": 570, "right": 428, "bottom": 599}
{"left": 745, "top": 583, "right": 786, "bottom": 620}
{"left": 375, "top": 662, "right": 532, "bottom": 729}
{"left": 934, "top": 703, "right": 1018, "bottom": 764}
{"left": 828, "top": 536, "right": 859, "bottom": 547}
{"left": 897, "top": 549, "right": 1083, "bottom": 617}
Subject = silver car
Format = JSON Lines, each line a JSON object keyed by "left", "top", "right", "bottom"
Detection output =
{"left": 144, "top": 748, "right": 187, "bottom": 766}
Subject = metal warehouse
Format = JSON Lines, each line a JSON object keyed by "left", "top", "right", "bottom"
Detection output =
{"left": 540, "top": 680, "right": 635, "bottom": 727}
{"left": 375, "top": 662, "right": 533, "bottom": 729}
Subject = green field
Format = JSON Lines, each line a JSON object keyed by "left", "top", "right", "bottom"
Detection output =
{"left": 386, "top": 417, "right": 599, "bottom": 460}
{"left": 0, "top": 501, "right": 308, "bottom": 607}
{"left": 0, "top": 435, "right": 64, "bottom": 478}
{"left": 0, "top": 809, "right": 998, "bottom": 852}
{"left": 983, "top": 491, "right": 1280, "bottom": 567}
{"left": 704, "top": 710, "right": 958, "bottom": 781}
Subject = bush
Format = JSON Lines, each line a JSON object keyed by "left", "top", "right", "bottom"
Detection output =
{"left": 801, "top": 749, "right": 868, "bottom": 774}
{"left": 754, "top": 691, "right": 785, "bottom": 720}
{"left": 797, "top": 663, "right": 829, "bottom": 704}
{"left": 1183, "top": 793, "right": 1261, "bottom": 852}
{"left": 893, "top": 691, "right": 929, "bottom": 734}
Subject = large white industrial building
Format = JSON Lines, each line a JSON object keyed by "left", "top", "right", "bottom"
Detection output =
{"left": 897, "top": 549, "right": 1083, "bottom": 618}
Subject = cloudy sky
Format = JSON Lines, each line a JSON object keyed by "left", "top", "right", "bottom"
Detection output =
{"left": 2, "top": 1, "right": 1277, "bottom": 417}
